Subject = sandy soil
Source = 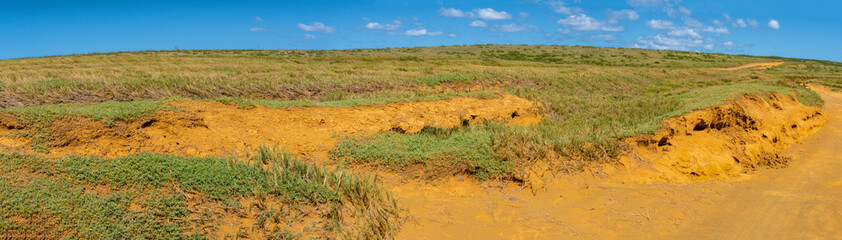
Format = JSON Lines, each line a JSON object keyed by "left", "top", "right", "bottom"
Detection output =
{"left": 393, "top": 91, "right": 828, "bottom": 239}
{"left": 31, "top": 94, "right": 540, "bottom": 160}
{"left": 710, "top": 62, "right": 784, "bottom": 70}
{"left": 624, "top": 93, "right": 824, "bottom": 183}
{"left": 671, "top": 85, "right": 842, "bottom": 239}
{"left": 1, "top": 83, "right": 839, "bottom": 239}
{"left": 392, "top": 91, "right": 833, "bottom": 240}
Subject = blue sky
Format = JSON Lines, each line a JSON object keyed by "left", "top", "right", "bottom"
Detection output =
{"left": 2, "top": 0, "right": 841, "bottom": 62}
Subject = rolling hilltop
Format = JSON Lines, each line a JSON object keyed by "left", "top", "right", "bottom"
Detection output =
{"left": 1, "top": 45, "right": 841, "bottom": 239}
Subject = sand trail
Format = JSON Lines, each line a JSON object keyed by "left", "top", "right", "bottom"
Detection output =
{"left": 710, "top": 62, "right": 784, "bottom": 70}
{"left": 391, "top": 92, "right": 827, "bottom": 239}
{"left": 671, "top": 85, "right": 842, "bottom": 239}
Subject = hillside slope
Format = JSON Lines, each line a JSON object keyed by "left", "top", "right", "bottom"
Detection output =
{"left": 1, "top": 45, "right": 842, "bottom": 239}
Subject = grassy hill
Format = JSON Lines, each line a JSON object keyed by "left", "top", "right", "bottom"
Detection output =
{"left": 1, "top": 44, "right": 836, "bottom": 108}
{"left": 1, "top": 45, "right": 841, "bottom": 239}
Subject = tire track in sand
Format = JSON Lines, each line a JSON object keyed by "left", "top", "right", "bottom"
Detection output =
{"left": 709, "top": 62, "right": 784, "bottom": 70}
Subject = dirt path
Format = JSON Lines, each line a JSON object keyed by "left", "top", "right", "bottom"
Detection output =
{"left": 672, "top": 85, "right": 842, "bottom": 239}
{"left": 709, "top": 62, "right": 784, "bottom": 70}
{"left": 392, "top": 91, "right": 829, "bottom": 239}
{"left": 3, "top": 79, "right": 838, "bottom": 239}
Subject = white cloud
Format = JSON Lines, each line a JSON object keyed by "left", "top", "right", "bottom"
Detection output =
{"left": 438, "top": 7, "right": 475, "bottom": 18}
{"left": 249, "top": 27, "right": 267, "bottom": 32}
{"left": 733, "top": 18, "right": 747, "bottom": 28}
{"left": 519, "top": 12, "right": 530, "bottom": 20}
{"left": 712, "top": 19, "right": 723, "bottom": 25}
{"left": 683, "top": 18, "right": 704, "bottom": 28}
{"left": 447, "top": 33, "right": 457, "bottom": 38}
{"left": 725, "top": 17, "right": 759, "bottom": 28}
{"left": 298, "top": 22, "right": 336, "bottom": 33}
{"left": 365, "top": 19, "right": 402, "bottom": 30}
{"left": 475, "top": 8, "right": 513, "bottom": 20}
{"left": 702, "top": 26, "right": 730, "bottom": 35}
{"left": 747, "top": 19, "right": 759, "bottom": 28}
{"left": 668, "top": 28, "right": 701, "bottom": 39}
{"left": 635, "top": 34, "right": 712, "bottom": 51}
{"left": 646, "top": 19, "right": 676, "bottom": 30}
{"left": 438, "top": 7, "right": 513, "bottom": 20}
{"left": 721, "top": 41, "right": 749, "bottom": 51}
{"left": 557, "top": 14, "right": 623, "bottom": 32}
{"left": 405, "top": 29, "right": 427, "bottom": 36}
{"left": 544, "top": 1, "right": 581, "bottom": 15}
{"left": 469, "top": 20, "right": 488, "bottom": 28}
{"left": 626, "top": 0, "right": 687, "bottom": 17}
{"left": 304, "top": 34, "right": 321, "bottom": 39}
{"left": 768, "top": 19, "right": 780, "bottom": 30}
{"left": 678, "top": 6, "right": 691, "bottom": 16}
{"left": 401, "top": 28, "right": 442, "bottom": 36}
{"left": 626, "top": 0, "right": 667, "bottom": 8}
{"left": 606, "top": 9, "right": 639, "bottom": 23}
{"left": 255, "top": 16, "right": 263, "bottom": 23}
{"left": 634, "top": 27, "right": 729, "bottom": 51}
{"left": 647, "top": 36, "right": 709, "bottom": 50}
{"left": 493, "top": 23, "right": 539, "bottom": 32}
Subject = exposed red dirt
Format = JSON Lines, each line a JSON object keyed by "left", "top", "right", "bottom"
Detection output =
{"left": 391, "top": 92, "right": 827, "bottom": 239}
{"left": 2, "top": 87, "right": 836, "bottom": 239}
{"left": 0, "top": 94, "right": 541, "bottom": 160}
{"left": 617, "top": 93, "right": 825, "bottom": 183}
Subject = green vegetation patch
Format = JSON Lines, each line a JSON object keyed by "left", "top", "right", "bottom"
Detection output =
{"left": 212, "top": 90, "right": 498, "bottom": 109}
{"left": 0, "top": 100, "right": 176, "bottom": 153}
{"left": 331, "top": 126, "right": 507, "bottom": 180}
{"left": 1, "top": 45, "right": 839, "bottom": 184}
{"left": 0, "top": 148, "right": 401, "bottom": 239}
{"left": 1, "top": 100, "right": 174, "bottom": 126}
{"left": 0, "top": 45, "right": 796, "bottom": 108}
{"left": 330, "top": 82, "right": 822, "bottom": 181}
{"left": 400, "top": 74, "right": 477, "bottom": 87}
{"left": 672, "top": 83, "right": 822, "bottom": 110}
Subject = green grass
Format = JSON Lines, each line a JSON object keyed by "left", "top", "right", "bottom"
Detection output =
{"left": 0, "top": 100, "right": 176, "bottom": 153}
{"left": 331, "top": 126, "right": 504, "bottom": 180}
{"left": 0, "top": 45, "right": 797, "bottom": 108}
{"left": 212, "top": 89, "right": 498, "bottom": 109}
{"left": 2, "top": 45, "right": 839, "bottom": 180}
{"left": 2, "top": 44, "right": 842, "bottom": 238}
{"left": 400, "top": 73, "right": 477, "bottom": 87}
{"left": 0, "top": 148, "right": 401, "bottom": 239}
{"left": 329, "top": 82, "right": 825, "bottom": 181}
{"left": 1, "top": 100, "right": 175, "bottom": 126}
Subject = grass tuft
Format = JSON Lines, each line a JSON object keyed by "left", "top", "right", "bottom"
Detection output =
{"left": 0, "top": 147, "right": 401, "bottom": 239}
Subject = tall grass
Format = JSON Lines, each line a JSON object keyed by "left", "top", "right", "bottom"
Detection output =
{"left": 0, "top": 147, "right": 401, "bottom": 239}
{"left": 0, "top": 45, "right": 801, "bottom": 108}
{"left": 330, "top": 78, "right": 826, "bottom": 181}
{"left": 1, "top": 45, "right": 839, "bottom": 182}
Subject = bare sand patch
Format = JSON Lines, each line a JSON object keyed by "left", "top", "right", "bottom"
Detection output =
{"left": 709, "top": 62, "right": 784, "bottom": 70}
{"left": 39, "top": 94, "right": 541, "bottom": 160}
